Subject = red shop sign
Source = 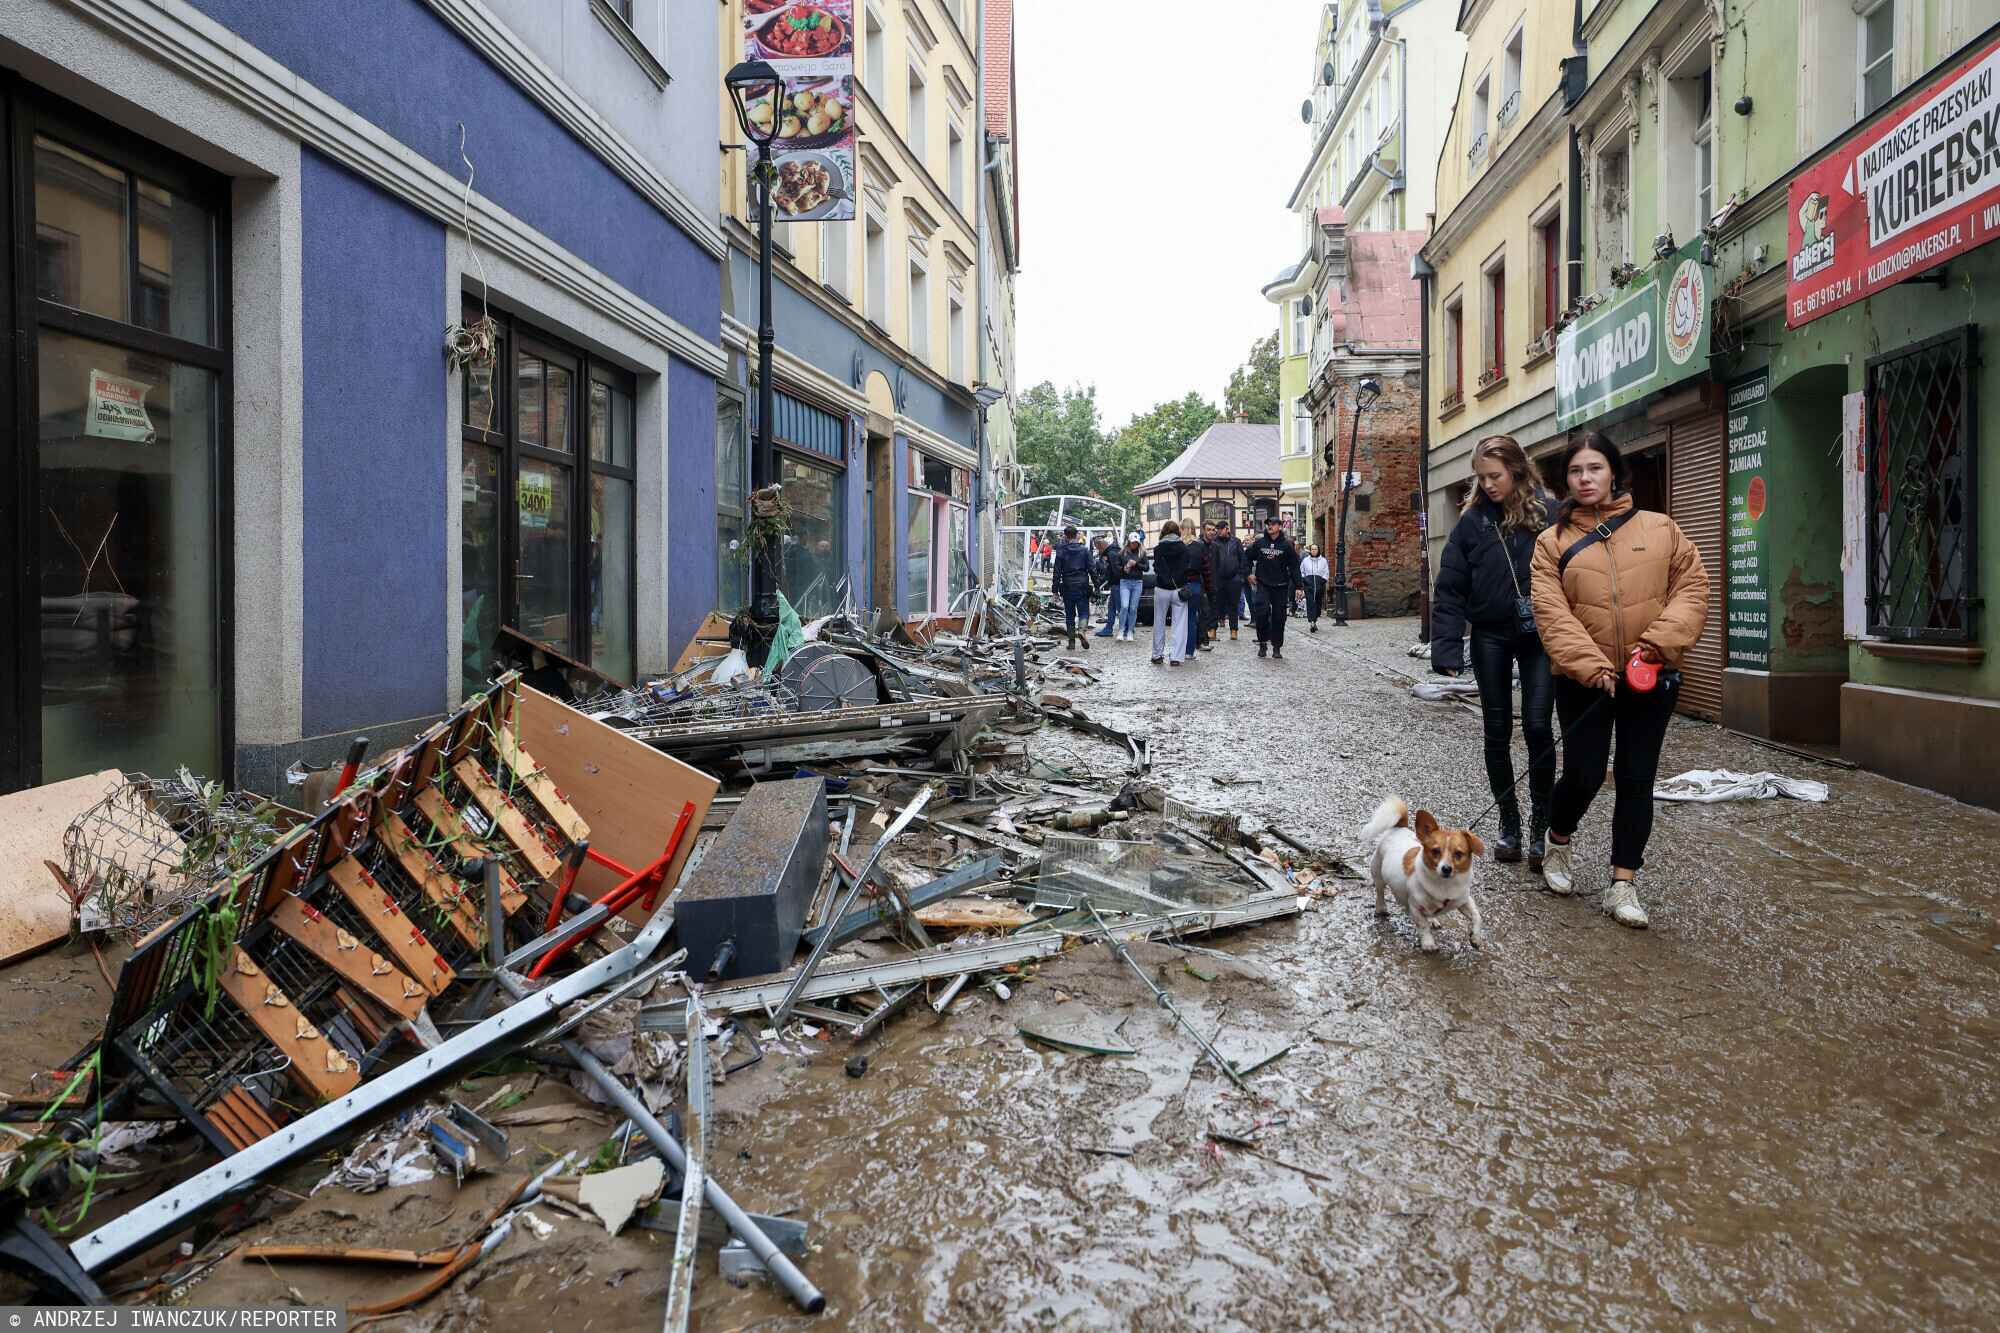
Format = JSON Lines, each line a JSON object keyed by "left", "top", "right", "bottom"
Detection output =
{"left": 1786, "top": 28, "right": 2000, "bottom": 328}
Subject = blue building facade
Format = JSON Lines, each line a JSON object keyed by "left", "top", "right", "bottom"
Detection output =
{"left": 0, "top": 0, "right": 726, "bottom": 793}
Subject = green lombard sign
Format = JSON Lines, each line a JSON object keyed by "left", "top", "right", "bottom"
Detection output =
{"left": 1555, "top": 240, "right": 1713, "bottom": 429}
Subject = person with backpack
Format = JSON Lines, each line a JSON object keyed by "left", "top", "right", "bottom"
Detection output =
{"left": 1244, "top": 515, "right": 1301, "bottom": 659}
{"left": 1530, "top": 431, "right": 1709, "bottom": 929}
{"left": 1431, "top": 436, "right": 1559, "bottom": 866}
{"left": 1050, "top": 525, "right": 1096, "bottom": 651}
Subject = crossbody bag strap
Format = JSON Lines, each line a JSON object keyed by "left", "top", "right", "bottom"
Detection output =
{"left": 1487, "top": 519, "right": 1527, "bottom": 600}
{"left": 1556, "top": 508, "right": 1638, "bottom": 577}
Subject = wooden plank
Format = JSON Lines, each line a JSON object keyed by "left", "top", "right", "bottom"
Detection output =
{"left": 411, "top": 790, "right": 529, "bottom": 910}
{"left": 326, "top": 858, "right": 453, "bottom": 996}
{"left": 216, "top": 950, "right": 362, "bottom": 1102}
{"left": 375, "top": 813, "right": 492, "bottom": 950}
{"left": 914, "top": 898, "right": 1038, "bottom": 932}
{"left": 453, "top": 758, "right": 562, "bottom": 882}
{"left": 265, "top": 895, "right": 426, "bottom": 1022}
{"left": 514, "top": 686, "right": 719, "bottom": 914}
{"left": 0, "top": 770, "right": 125, "bottom": 964}
{"left": 240, "top": 1244, "right": 460, "bottom": 1268}
{"left": 493, "top": 729, "right": 590, "bottom": 844}
{"left": 672, "top": 612, "right": 735, "bottom": 672}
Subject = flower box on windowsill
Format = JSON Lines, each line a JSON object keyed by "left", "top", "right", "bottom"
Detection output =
{"left": 1522, "top": 327, "right": 1558, "bottom": 368}
{"left": 1474, "top": 366, "right": 1508, "bottom": 398}
{"left": 1439, "top": 388, "right": 1466, "bottom": 419}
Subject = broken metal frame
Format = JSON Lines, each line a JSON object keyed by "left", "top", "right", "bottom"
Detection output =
{"left": 770, "top": 784, "right": 934, "bottom": 1029}
{"left": 1081, "top": 900, "right": 1255, "bottom": 1098}
{"left": 661, "top": 986, "right": 708, "bottom": 1333}
{"left": 799, "top": 851, "right": 1005, "bottom": 951}
{"left": 67, "top": 901, "right": 683, "bottom": 1283}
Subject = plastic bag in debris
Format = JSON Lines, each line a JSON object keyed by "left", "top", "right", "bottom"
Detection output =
{"left": 1406, "top": 641, "right": 1430, "bottom": 659}
{"left": 1653, "top": 769, "right": 1830, "bottom": 803}
{"left": 763, "top": 592, "right": 806, "bottom": 675}
{"left": 1410, "top": 679, "right": 1480, "bottom": 701}
{"left": 311, "top": 1108, "right": 442, "bottom": 1194}
{"left": 565, "top": 996, "right": 684, "bottom": 1115}
{"left": 710, "top": 648, "right": 751, "bottom": 686}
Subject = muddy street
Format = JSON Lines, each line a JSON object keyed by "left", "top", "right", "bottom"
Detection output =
{"left": 666, "top": 616, "right": 2000, "bottom": 1330}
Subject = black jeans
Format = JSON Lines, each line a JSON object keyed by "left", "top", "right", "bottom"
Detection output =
{"left": 1303, "top": 577, "right": 1324, "bottom": 623}
{"left": 1255, "top": 586, "right": 1290, "bottom": 648}
{"left": 1216, "top": 577, "right": 1243, "bottom": 631}
{"left": 1549, "top": 672, "right": 1679, "bottom": 871}
{"left": 1468, "top": 630, "right": 1555, "bottom": 818}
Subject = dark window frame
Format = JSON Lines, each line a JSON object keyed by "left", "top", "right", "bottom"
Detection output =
{"left": 1864, "top": 325, "right": 1979, "bottom": 643}
{"left": 460, "top": 299, "right": 638, "bottom": 684}
{"left": 4, "top": 78, "right": 233, "bottom": 791}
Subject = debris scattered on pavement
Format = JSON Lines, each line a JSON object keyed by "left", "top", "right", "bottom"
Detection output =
{"left": 1653, "top": 768, "right": 1832, "bottom": 803}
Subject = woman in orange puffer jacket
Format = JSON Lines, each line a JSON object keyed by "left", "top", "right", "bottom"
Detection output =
{"left": 1528, "top": 432, "right": 1708, "bottom": 929}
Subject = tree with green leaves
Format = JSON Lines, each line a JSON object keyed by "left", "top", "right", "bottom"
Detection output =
{"left": 1223, "top": 331, "right": 1281, "bottom": 425}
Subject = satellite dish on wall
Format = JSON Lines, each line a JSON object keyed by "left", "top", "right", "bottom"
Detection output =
{"left": 1301, "top": 295, "right": 1313, "bottom": 316}
{"left": 1323, "top": 62, "right": 1336, "bottom": 86}
{"left": 1300, "top": 99, "right": 1313, "bottom": 123}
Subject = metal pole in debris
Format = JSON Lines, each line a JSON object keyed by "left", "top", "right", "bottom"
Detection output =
{"left": 771, "top": 784, "right": 935, "bottom": 1029}
{"left": 1081, "top": 900, "right": 1257, "bottom": 1098}
{"left": 661, "top": 987, "right": 708, "bottom": 1333}
{"left": 491, "top": 974, "right": 825, "bottom": 1314}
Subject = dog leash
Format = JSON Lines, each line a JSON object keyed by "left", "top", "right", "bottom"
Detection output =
{"left": 1461, "top": 686, "right": 1615, "bottom": 832}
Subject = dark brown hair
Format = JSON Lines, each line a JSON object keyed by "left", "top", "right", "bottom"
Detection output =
{"left": 1557, "top": 431, "right": 1631, "bottom": 525}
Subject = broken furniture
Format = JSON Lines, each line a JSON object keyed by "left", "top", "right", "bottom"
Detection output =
{"left": 673, "top": 777, "right": 827, "bottom": 980}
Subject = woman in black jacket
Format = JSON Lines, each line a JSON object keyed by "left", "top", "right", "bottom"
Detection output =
{"left": 1432, "top": 436, "right": 1558, "bottom": 865}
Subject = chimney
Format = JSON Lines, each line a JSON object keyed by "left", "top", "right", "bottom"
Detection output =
{"left": 1235, "top": 409, "right": 1249, "bottom": 423}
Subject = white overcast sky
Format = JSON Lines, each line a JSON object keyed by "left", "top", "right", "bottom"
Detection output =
{"left": 1013, "top": 1, "right": 1319, "bottom": 428}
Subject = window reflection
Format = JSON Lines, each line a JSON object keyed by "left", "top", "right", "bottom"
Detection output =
{"left": 33, "top": 137, "right": 127, "bottom": 322}
{"left": 780, "top": 456, "right": 842, "bottom": 619}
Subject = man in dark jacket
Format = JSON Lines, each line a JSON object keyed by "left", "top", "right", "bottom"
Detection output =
{"left": 1209, "top": 523, "right": 1247, "bottom": 643}
{"left": 1183, "top": 524, "right": 1218, "bottom": 656}
{"left": 1245, "top": 516, "right": 1301, "bottom": 659}
{"left": 1091, "top": 537, "right": 1120, "bottom": 638}
{"left": 1051, "top": 525, "right": 1096, "bottom": 652}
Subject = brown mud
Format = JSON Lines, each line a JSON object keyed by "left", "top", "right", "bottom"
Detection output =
{"left": 30, "top": 617, "right": 2000, "bottom": 1328}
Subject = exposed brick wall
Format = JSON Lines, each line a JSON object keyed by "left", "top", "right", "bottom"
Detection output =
{"left": 1310, "top": 370, "right": 1424, "bottom": 618}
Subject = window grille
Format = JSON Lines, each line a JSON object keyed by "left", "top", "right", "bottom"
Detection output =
{"left": 1866, "top": 326, "right": 1979, "bottom": 642}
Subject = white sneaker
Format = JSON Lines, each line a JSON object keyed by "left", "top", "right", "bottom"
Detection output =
{"left": 1541, "top": 840, "right": 1575, "bottom": 896}
{"left": 1602, "top": 880, "right": 1648, "bottom": 929}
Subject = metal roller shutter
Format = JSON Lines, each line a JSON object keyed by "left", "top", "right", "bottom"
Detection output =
{"left": 1667, "top": 414, "right": 1726, "bottom": 720}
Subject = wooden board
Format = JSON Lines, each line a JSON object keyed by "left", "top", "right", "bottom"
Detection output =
{"left": 672, "top": 612, "right": 736, "bottom": 673}
{"left": 513, "top": 686, "right": 719, "bottom": 914}
{"left": 453, "top": 758, "right": 562, "bottom": 881}
{"left": 375, "top": 814, "right": 490, "bottom": 951}
{"left": 411, "top": 790, "right": 529, "bottom": 910}
{"left": 326, "top": 857, "right": 454, "bottom": 996}
{"left": 217, "top": 949, "right": 363, "bottom": 1102}
{"left": 0, "top": 769, "right": 124, "bottom": 964}
{"left": 494, "top": 730, "right": 590, "bottom": 844}
{"left": 914, "top": 898, "right": 1037, "bottom": 931}
{"left": 265, "top": 894, "right": 427, "bottom": 1021}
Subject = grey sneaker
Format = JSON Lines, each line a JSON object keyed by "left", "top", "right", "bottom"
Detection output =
{"left": 1542, "top": 839, "right": 1575, "bottom": 895}
{"left": 1602, "top": 880, "right": 1649, "bottom": 929}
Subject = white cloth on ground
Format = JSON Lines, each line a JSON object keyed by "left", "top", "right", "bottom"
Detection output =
{"left": 1653, "top": 769, "right": 1830, "bottom": 803}
{"left": 1410, "top": 679, "right": 1480, "bottom": 702}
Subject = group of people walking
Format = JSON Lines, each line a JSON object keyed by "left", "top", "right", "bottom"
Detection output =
{"left": 1431, "top": 432, "right": 1709, "bottom": 929}
{"left": 1046, "top": 517, "right": 1335, "bottom": 665}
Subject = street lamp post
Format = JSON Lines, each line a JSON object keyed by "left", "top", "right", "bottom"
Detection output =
{"left": 1330, "top": 374, "right": 1381, "bottom": 627}
{"left": 726, "top": 60, "right": 783, "bottom": 621}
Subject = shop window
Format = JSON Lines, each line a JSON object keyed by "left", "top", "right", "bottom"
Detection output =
{"left": 1865, "top": 327, "right": 1978, "bottom": 642}
{"left": 24, "top": 120, "right": 224, "bottom": 786}
{"left": 460, "top": 304, "right": 637, "bottom": 694}
{"left": 780, "top": 453, "right": 843, "bottom": 618}
{"left": 715, "top": 390, "right": 748, "bottom": 611}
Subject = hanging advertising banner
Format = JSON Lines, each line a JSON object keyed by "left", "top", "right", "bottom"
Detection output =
{"left": 1556, "top": 240, "right": 1712, "bottom": 429}
{"left": 743, "top": 1, "right": 856, "bottom": 222}
{"left": 1786, "top": 28, "right": 2000, "bottom": 328}
{"left": 85, "top": 368, "right": 156, "bottom": 442}
{"left": 1725, "top": 370, "right": 1771, "bottom": 670}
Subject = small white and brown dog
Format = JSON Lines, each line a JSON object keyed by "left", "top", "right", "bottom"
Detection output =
{"left": 1359, "top": 795, "right": 1489, "bottom": 952}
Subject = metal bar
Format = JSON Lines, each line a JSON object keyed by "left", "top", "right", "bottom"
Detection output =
{"left": 930, "top": 972, "right": 971, "bottom": 1014}
{"left": 800, "top": 853, "right": 1002, "bottom": 950}
{"left": 647, "top": 930, "right": 1065, "bottom": 1021}
{"left": 661, "top": 987, "right": 708, "bottom": 1333}
{"left": 540, "top": 1031, "right": 824, "bottom": 1314}
{"left": 771, "top": 785, "right": 934, "bottom": 1029}
{"left": 72, "top": 906, "right": 680, "bottom": 1278}
{"left": 851, "top": 983, "right": 922, "bottom": 1043}
{"left": 633, "top": 1203, "right": 807, "bottom": 1256}
{"left": 1081, "top": 901, "right": 1255, "bottom": 1098}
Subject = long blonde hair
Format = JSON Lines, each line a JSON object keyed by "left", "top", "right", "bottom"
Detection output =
{"left": 1462, "top": 435, "right": 1547, "bottom": 534}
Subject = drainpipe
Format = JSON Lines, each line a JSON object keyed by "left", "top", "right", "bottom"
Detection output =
{"left": 1416, "top": 260, "right": 1433, "bottom": 641}
{"left": 974, "top": 1, "right": 988, "bottom": 586}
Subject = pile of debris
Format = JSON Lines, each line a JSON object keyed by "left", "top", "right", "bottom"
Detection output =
{"left": 0, "top": 597, "right": 1341, "bottom": 1320}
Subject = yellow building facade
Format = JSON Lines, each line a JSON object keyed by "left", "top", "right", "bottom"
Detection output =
{"left": 1420, "top": 0, "right": 1578, "bottom": 571}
